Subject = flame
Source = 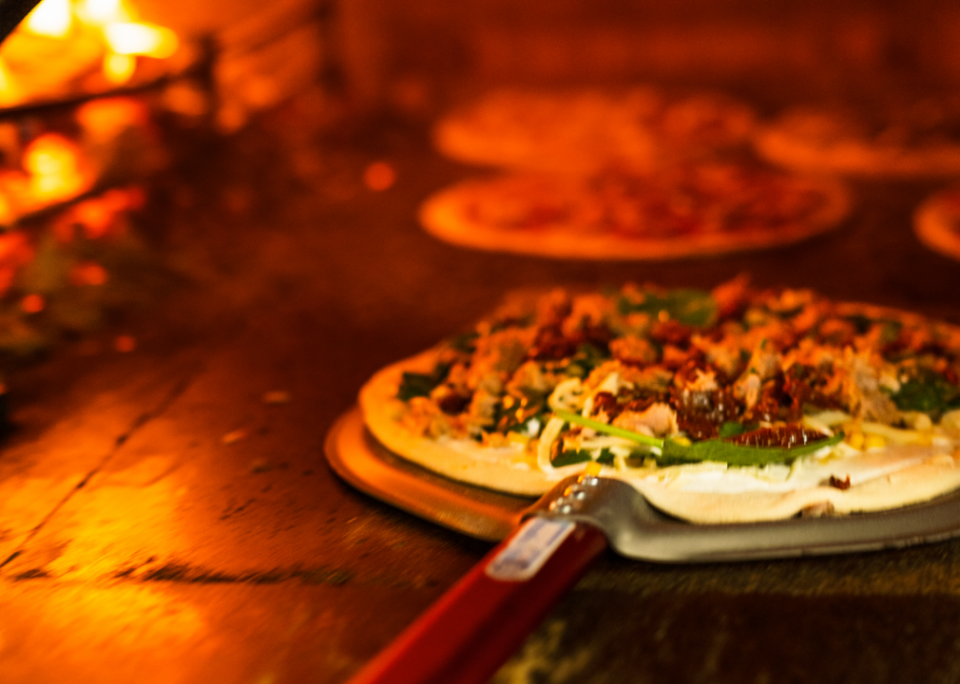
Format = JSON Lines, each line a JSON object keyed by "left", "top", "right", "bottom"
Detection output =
{"left": 23, "top": 134, "right": 89, "bottom": 203}
{"left": 103, "top": 22, "right": 178, "bottom": 59}
{"left": 57, "top": 187, "right": 141, "bottom": 240}
{"left": 103, "top": 53, "right": 135, "bottom": 84}
{"left": 76, "top": 0, "right": 129, "bottom": 24}
{"left": 0, "top": 0, "right": 181, "bottom": 100}
{"left": 24, "top": 0, "right": 73, "bottom": 38}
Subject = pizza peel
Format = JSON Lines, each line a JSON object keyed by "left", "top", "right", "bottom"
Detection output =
{"left": 325, "top": 407, "right": 960, "bottom": 684}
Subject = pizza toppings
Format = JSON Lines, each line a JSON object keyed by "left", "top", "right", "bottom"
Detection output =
{"left": 390, "top": 280, "right": 960, "bottom": 480}
{"left": 552, "top": 407, "right": 843, "bottom": 468}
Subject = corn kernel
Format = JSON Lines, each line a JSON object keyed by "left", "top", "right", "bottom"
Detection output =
{"left": 483, "top": 432, "right": 509, "bottom": 448}
{"left": 847, "top": 431, "right": 865, "bottom": 450}
{"left": 842, "top": 421, "right": 861, "bottom": 435}
{"left": 864, "top": 434, "right": 886, "bottom": 450}
{"left": 672, "top": 436, "right": 692, "bottom": 447}
{"left": 507, "top": 432, "right": 530, "bottom": 446}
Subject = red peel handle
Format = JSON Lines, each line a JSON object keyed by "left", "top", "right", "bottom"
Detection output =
{"left": 348, "top": 520, "right": 608, "bottom": 684}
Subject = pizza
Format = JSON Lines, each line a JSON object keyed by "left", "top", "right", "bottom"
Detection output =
{"left": 360, "top": 279, "right": 960, "bottom": 523}
{"left": 914, "top": 185, "right": 960, "bottom": 262}
{"left": 432, "top": 86, "right": 756, "bottom": 175}
{"left": 419, "top": 163, "right": 851, "bottom": 260}
{"left": 753, "top": 98, "right": 960, "bottom": 177}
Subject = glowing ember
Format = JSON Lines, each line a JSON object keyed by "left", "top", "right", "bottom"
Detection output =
{"left": 0, "top": 232, "right": 33, "bottom": 294}
{"left": 20, "top": 293, "right": 45, "bottom": 313}
{"left": 104, "top": 53, "right": 136, "bottom": 85}
{"left": 76, "top": 96, "right": 147, "bottom": 135}
{"left": 114, "top": 334, "right": 135, "bottom": 352}
{"left": 70, "top": 261, "right": 108, "bottom": 286}
{"left": 364, "top": 161, "right": 396, "bottom": 191}
{"left": 23, "top": 133, "right": 90, "bottom": 203}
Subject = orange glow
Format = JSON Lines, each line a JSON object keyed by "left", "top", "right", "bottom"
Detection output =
{"left": 55, "top": 187, "right": 142, "bottom": 240}
{"left": 21, "top": 293, "right": 45, "bottom": 313}
{"left": 364, "top": 161, "right": 396, "bottom": 191}
{"left": 0, "top": 0, "right": 181, "bottom": 108}
{"left": 71, "top": 200, "right": 114, "bottom": 239}
{"left": 0, "top": 231, "right": 33, "bottom": 262}
{"left": 70, "top": 261, "right": 108, "bottom": 286}
{"left": 114, "top": 334, "right": 135, "bottom": 352}
{"left": 103, "top": 52, "right": 135, "bottom": 84}
{"left": 0, "top": 60, "right": 18, "bottom": 101}
{"left": 0, "top": 232, "right": 33, "bottom": 294}
{"left": 103, "top": 22, "right": 178, "bottom": 58}
{"left": 24, "top": 0, "right": 73, "bottom": 38}
{"left": 23, "top": 134, "right": 90, "bottom": 203}
{"left": 77, "top": 96, "right": 147, "bottom": 135}
{"left": 0, "top": 189, "right": 12, "bottom": 224}
{"left": 18, "top": 583, "right": 205, "bottom": 643}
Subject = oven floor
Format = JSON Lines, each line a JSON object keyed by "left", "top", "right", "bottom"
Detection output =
{"left": 2, "top": 89, "right": 960, "bottom": 684}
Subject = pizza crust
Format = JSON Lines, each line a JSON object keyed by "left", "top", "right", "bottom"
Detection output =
{"left": 360, "top": 351, "right": 560, "bottom": 496}
{"left": 754, "top": 108, "right": 960, "bottom": 177}
{"left": 419, "top": 171, "right": 851, "bottom": 260}
{"left": 914, "top": 187, "right": 960, "bottom": 263}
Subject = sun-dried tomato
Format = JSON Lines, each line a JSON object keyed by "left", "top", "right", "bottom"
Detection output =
{"left": 670, "top": 381, "right": 743, "bottom": 440}
{"left": 828, "top": 474, "right": 852, "bottom": 490}
{"left": 782, "top": 364, "right": 842, "bottom": 413}
{"left": 678, "top": 414, "right": 718, "bottom": 440}
{"left": 591, "top": 391, "right": 618, "bottom": 418}
{"left": 650, "top": 319, "right": 694, "bottom": 348}
{"left": 529, "top": 325, "right": 577, "bottom": 360}
{"left": 575, "top": 323, "right": 613, "bottom": 353}
{"left": 728, "top": 424, "right": 829, "bottom": 448}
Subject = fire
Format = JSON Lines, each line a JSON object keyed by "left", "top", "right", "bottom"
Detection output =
{"left": 2, "top": 0, "right": 181, "bottom": 96}
{"left": 23, "top": 133, "right": 90, "bottom": 203}
{"left": 77, "top": 0, "right": 129, "bottom": 24}
{"left": 55, "top": 187, "right": 143, "bottom": 241}
{"left": 24, "top": 0, "right": 73, "bottom": 38}
{"left": 103, "top": 53, "right": 136, "bottom": 84}
{"left": 103, "top": 22, "right": 178, "bottom": 59}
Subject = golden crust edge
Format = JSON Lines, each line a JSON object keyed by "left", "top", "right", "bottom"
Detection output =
{"left": 914, "top": 192, "right": 960, "bottom": 262}
{"left": 359, "top": 350, "right": 556, "bottom": 497}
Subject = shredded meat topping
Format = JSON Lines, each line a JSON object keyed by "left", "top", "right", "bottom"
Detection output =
{"left": 398, "top": 279, "right": 960, "bottom": 444}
